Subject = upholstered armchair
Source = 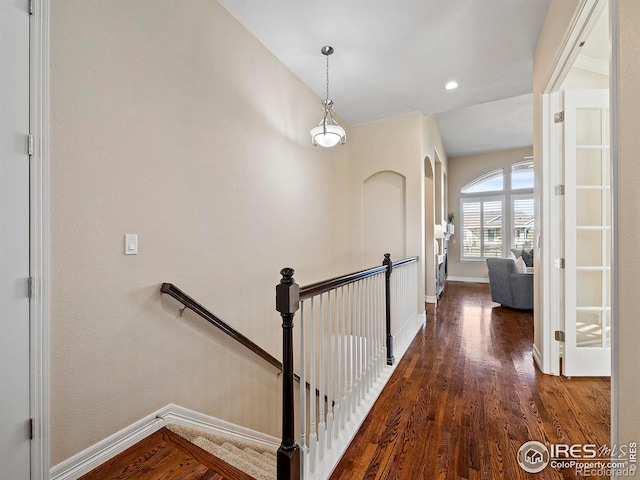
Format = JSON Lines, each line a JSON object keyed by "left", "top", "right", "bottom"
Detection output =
{"left": 486, "top": 258, "right": 533, "bottom": 310}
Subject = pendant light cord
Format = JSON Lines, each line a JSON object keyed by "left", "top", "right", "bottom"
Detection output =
{"left": 326, "top": 54, "right": 330, "bottom": 102}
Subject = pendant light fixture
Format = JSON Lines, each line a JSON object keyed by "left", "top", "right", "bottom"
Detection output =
{"left": 310, "top": 46, "right": 346, "bottom": 147}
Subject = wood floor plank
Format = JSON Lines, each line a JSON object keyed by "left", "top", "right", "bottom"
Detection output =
{"left": 330, "top": 282, "right": 611, "bottom": 480}
{"left": 80, "top": 428, "right": 255, "bottom": 480}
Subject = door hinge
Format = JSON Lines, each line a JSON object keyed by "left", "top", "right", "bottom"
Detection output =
{"left": 29, "top": 0, "right": 33, "bottom": 15}
{"left": 554, "top": 184, "right": 565, "bottom": 195}
{"left": 555, "top": 330, "right": 565, "bottom": 342}
{"left": 28, "top": 276, "right": 34, "bottom": 299}
{"left": 554, "top": 111, "right": 564, "bottom": 123}
{"left": 554, "top": 258, "right": 565, "bottom": 269}
{"left": 28, "top": 134, "right": 34, "bottom": 156}
{"left": 29, "top": 418, "right": 33, "bottom": 440}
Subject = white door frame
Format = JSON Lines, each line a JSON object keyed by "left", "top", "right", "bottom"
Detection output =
{"left": 540, "top": 0, "right": 608, "bottom": 371}
{"left": 540, "top": 0, "right": 618, "bottom": 448}
{"left": 30, "top": 0, "right": 50, "bottom": 478}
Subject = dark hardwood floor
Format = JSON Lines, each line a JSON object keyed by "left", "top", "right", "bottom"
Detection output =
{"left": 330, "top": 281, "right": 611, "bottom": 480}
{"left": 79, "top": 427, "right": 254, "bottom": 480}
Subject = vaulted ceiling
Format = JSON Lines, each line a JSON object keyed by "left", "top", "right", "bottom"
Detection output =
{"left": 218, "top": 0, "right": 552, "bottom": 158}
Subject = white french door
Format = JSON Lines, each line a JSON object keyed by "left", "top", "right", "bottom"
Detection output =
{"left": 0, "top": 0, "right": 32, "bottom": 477}
{"left": 563, "top": 89, "right": 611, "bottom": 377}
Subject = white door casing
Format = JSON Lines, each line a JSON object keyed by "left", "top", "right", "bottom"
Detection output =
{"left": 0, "top": 0, "right": 32, "bottom": 477}
{"left": 563, "top": 89, "right": 611, "bottom": 377}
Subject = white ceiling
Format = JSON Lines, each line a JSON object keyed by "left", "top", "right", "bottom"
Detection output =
{"left": 218, "top": 0, "right": 552, "bottom": 157}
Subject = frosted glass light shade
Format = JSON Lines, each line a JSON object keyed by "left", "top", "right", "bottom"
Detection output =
{"left": 434, "top": 224, "right": 445, "bottom": 239}
{"left": 310, "top": 124, "right": 346, "bottom": 148}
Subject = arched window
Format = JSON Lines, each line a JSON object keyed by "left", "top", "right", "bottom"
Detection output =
{"left": 460, "top": 160, "right": 534, "bottom": 261}
{"left": 461, "top": 168, "right": 504, "bottom": 193}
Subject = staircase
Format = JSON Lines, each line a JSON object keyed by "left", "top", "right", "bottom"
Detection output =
{"left": 166, "top": 424, "right": 277, "bottom": 480}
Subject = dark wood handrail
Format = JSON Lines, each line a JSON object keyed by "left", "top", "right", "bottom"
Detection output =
{"left": 161, "top": 283, "right": 282, "bottom": 371}
{"left": 299, "top": 256, "right": 418, "bottom": 300}
{"left": 160, "top": 282, "right": 330, "bottom": 403}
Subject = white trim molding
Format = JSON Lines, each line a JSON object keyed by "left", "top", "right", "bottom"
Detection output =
{"left": 30, "top": 0, "right": 51, "bottom": 478}
{"left": 574, "top": 55, "right": 609, "bottom": 75}
{"left": 447, "top": 276, "right": 490, "bottom": 284}
{"left": 49, "top": 404, "right": 280, "bottom": 480}
{"left": 425, "top": 294, "right": 437, "bottom": 303}
{"left": 532, "top": 343, "right": 544, "bottom": 372}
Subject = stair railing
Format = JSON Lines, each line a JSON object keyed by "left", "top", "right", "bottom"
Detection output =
{"left": 161, "top": 283, "right": 282, "bottom": 370}
{"left": 275, "top": 254, "right": 419, "bottom": 480}
{"left": 160, "top": 282, "right": 329, "bottom": 403}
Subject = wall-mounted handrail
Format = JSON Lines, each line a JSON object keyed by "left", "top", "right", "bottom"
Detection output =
{"left": 160, "top": 283, "right": 331, "bottom": 405}
{"left": 161, "top": 283, "right": 282, "bottom": 371}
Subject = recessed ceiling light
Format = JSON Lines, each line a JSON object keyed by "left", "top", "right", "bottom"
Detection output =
{"left": 445, "top": 81, "right": 458, "bottom": 90}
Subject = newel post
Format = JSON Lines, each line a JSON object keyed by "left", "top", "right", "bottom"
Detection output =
{"left": 275, "top": 268, "right": 301, "bottom": 480}
{"left": 383, "top": 253, "right": 395, "bottom": 365}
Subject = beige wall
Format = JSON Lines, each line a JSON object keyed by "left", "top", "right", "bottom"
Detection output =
{"left": 562, "top": 66, "right": 610, "bottom": 89}
{"left": 447, "top": 147, "right": 533, "bottom": 281}
{"left": 350, "top": 112, "right": 426, "bottom": 312}
{"left": 50, "top": 0, "right": 353, "bottom": 464}
{"left": 614, "top": 0, "right": 640, "bottom": 451}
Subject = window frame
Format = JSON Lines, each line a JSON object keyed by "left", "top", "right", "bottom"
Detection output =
{"left": 459, "top": 161, "right": 534, "bottom": 262}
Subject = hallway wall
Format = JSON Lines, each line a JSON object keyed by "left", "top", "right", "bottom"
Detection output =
{"left": 50, "top": 0, "right": 353, "bottom": 464}
{"left": 614, "top": 0, "right": 640, "bottom": 449}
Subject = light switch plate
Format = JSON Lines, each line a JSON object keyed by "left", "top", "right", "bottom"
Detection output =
{"left": 124, "top": 234, "right": 138, "bottom": 255}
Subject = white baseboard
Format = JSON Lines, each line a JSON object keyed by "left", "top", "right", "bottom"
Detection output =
{"left": 50, "top": 404, "right": 279, "bottom": 480}
{"left": 447, "top": 276, "right": 489, "bottom": 283}
{"left": 532, "top": 343, "right": 543, "bottom": 372}
{"left": 425, "top": 295, "right": 437, "bottom": 303}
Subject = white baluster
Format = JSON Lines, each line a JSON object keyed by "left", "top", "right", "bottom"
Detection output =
{"left": 346, "top": 283, "right": 353, "bottom": 419}
{"left": 361, "top": 277, "right": 367, "bottom": 394}
{"left": 338, "top": 285, "right": 345, "bottom": 434}
{"left": 318, "top": 294, "right": 326, "bottom": 460}
{"left": 358, "top": 280, "right": 367, "bottom": 405}
{"left": 365, "top": 277, "right": 374, "bottom": 393}
{"left": 309, "top": 297, "right": 317, "bottom": 473}
{"left": 326, "top": 290, "right": 334, "bottom": 450}
{"left": 370, "top": 276, "right": 375, "bottom": 389}
{"left": 300, "top": 301, "right": 307, "bottom": 458}
{"left": 380, "top": 274, "right": 385, "bottom": 373}
{"left": 355, "top": 280, "right": 362, "bottom": 405}
{"left": 376, "top": 274, "right": 383, "bottom": 375}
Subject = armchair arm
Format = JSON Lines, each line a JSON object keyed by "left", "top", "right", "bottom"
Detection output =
{"left": 508, "top": 273, "right": 534, "bottom": 309}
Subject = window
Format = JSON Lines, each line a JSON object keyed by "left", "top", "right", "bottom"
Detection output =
{"left": 513, "top": 195, "right": 535, "bottom": 250}
{"left": 461, "top": 168, "right": 504, "bottom": 194}
{"left": 511, "top": 161, "right": 534, "bottom": 190}
{"left": 461, "top": 198, "right": 504, "bottom": 259}
{"left": 460, "top": 160, "right": 534, "bottom": 261}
